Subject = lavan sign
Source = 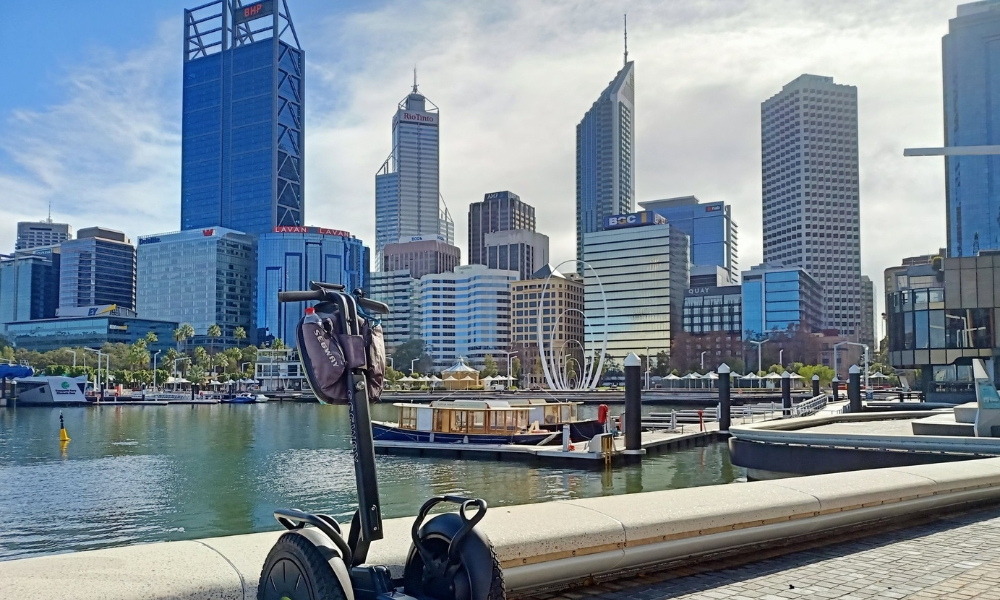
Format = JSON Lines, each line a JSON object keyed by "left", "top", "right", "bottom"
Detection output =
{"left": 603, "top": 211, "right": 666, "bottom": 230}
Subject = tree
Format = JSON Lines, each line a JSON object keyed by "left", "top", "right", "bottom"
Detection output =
{"left": 207, "top": 324, "right": 222, "bottom": 355}
{"left": 174, "top": 323, "right": 195, "bottom": 353}
{"left": 392, "top": 338, "right": 432, "bottom": 374}
{"left": 234, "top": 326, "right": 247, "bottom": 345}
{"left": 144, "top": 332, "right": 158, "bottom": 346}
{"left": 511, "top": 357, "right": 522, "bottom": 380}
{"left": 482, "top": 355, "right": 499, "bottom": 378}
{"left": 653, "top": 351, "right": 670, "bottom": 376}
{"left": 2, "top": 345, "right": 16, "bottom": 363}
{"left": 194, "top": 346, "right": 210, "bottom": 369}
{"left": 187, "top": 365, "right": 207, "bottom": 386}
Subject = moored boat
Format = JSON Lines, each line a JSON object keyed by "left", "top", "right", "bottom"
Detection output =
{"left": 506, "top": 398, "right": 605, "bottom": 442}
{"left": 373, "top": 400, "right": 557, "bottom": 445}
{"left": 223, "top": 393, "right": 268, "bottom": 404}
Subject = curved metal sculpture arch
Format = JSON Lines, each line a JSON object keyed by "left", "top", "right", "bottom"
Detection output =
{"left": 535, "top": 260, "right": 609, "bottom": 390}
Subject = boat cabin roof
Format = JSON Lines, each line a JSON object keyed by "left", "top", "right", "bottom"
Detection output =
{"left": 506, "top": 398, "right": 579, "bottom": 407}
{"left": 393, "top": 400, "right": 528, "bottom": 412}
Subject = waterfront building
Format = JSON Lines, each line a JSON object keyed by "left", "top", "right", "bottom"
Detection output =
{"left": 510, "top": 265, "right": 585, "bottom": 386}
{"left": 180, "top": 0, "right": 304, "bottom": 235}
{"left": 674, "top": 285, "right": 744, "bottom": 371}
{"left": 0, "top": 247, "right": 60, "bottom": 324}
{"left": 582, "top": 212, "right": 688, "bottom": 360}
{"left": 741, "top": 263, "right": 823, "bottom": 339}
{"left": 374, "top": 79, "right": 454, "bottom": 265}
{"left": 943, "top": 2, "right": 1000, "bottom": 256}
{"left": 884, "top": 250, "right": 946, "bottom": 295}
{"left": 369, "top": 270, "right": 419, "bottom": 355}
{"left": 16, "top": 220, "right": 71, "bottom": 251}
{"left": 860, "top": 275, "right": 876, "bottom": 349}
{"left": 58, "top": 227, "right": 136, "bottom": 312}
{"left": 639, "top": 196, "right": 739, "bottom": 283}
{"left": 136, "top": 228, "right": 256, "bottom": 348}
{"left": 4, "top": 306, "right": 175, "bottom": 353}
{"left": 468, "top": 191, "right": 536, "bottom": 267}
{"left": 690, "top": 265, "right": 734, "bottom": 288}
{"left": 761, "top": 74, "right": 861, "bottom": 337}
{"left": 884, "top": 253, "right": 1000, "bottom": 402}
{"left": 382, "top": 238, "right": 460, "bottom": 280}
{"left": 484, "top": 229, "right": 549, "bottom": 281}
{"left": 416, "top": 264, "right": 518, "bottom": 370}
{"left": 256, "top": 227, "right": 369, "bottom": 347}
{"left": 576, "top": 60, "right": 636, "bottom": 264}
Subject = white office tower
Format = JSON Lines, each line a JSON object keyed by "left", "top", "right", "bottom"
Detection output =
{"left": 761, "top": 74, "right": 861, "bottom": 337}
{"left": 16, "top": 220, "right": 72, "bottom": 251}
{"left": 375, "top": 77, "right": 454, "bottom": 268}
{"left": 369, "top": 269, "right": 419, "bottom": 355}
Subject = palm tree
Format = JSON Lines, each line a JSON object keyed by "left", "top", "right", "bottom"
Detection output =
{"left": 144, "top": 332, "right": 158, "bottom": 346}
{"left": 234, "top": 326, "right": 247, "bottom": 345}
{"left": 207, "top": 324, "right": 222, "bottom": 357}
{"left": 174, "top": 324, "right": 195, "bottom": 354}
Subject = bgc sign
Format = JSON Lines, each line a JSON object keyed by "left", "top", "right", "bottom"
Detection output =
{"left": 604, "top": 211, "right": 666, "bottom": 230}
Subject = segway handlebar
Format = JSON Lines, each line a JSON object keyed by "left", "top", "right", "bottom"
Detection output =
{"left": 276, "top": 288, "right": 389, "bottom": 315}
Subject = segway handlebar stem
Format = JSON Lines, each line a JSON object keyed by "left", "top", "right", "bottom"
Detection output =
{"left": 276, "top": 288, "right": 389, "bottom": 315}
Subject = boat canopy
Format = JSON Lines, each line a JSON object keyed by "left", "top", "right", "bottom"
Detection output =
{"left": 1, "top": 364, "right": 34, "bottom": 379}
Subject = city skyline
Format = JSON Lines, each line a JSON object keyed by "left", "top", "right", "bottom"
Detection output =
{"left": 0, "top": 1, "right": 969, "bottom": 318}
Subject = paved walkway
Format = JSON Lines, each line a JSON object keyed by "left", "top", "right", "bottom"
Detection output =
{"left": 518, "top": 506, "right": 1000, "bottom": 600}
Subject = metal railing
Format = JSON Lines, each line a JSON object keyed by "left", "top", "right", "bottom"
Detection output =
{"left": 639, "top": 395, "right": 831, "bottom": 432}
{"left": 790, "top": 394, "right": 828, "bottom": 418}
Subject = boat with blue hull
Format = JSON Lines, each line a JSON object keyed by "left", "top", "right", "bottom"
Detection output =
{"left": 373, "top": 400, "right": 560, "bottom": 446}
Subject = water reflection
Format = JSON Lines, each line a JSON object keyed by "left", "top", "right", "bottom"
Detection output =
{"left": 0, "top": 403, "right": 744, "bottom": 560}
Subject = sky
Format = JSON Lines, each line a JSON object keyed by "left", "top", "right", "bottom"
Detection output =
{"left": 0, "top": 0, "right": 966, "bottom": 332}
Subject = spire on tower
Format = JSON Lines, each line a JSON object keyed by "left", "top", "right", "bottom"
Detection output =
{"left": 623, "top": 14, "right": 628, "bottom": 65}
{"left": 47, "top": 200, "right": 52, "bottom": 224}
{"left": 412, "top": 66, "right": 419, "bottom": 94}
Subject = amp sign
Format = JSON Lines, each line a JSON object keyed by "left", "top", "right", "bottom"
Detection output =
{"left": 603, "top": 211, "right": 666, "bottom": 230}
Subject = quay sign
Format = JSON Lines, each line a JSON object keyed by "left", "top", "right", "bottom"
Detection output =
{"left": 233, "top": 1, "right": 274, "bottom": 24}
{"left": 604, "top": 210, "right": 666, "bottom": 230}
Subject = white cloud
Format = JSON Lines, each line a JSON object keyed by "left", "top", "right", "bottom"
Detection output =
{"left": 0, "top": 0, "right": 962, "bottom": 328}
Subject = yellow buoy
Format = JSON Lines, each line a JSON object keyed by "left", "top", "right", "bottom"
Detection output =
{"left": 59, "top": 412, "right": 71, "bottom": 442}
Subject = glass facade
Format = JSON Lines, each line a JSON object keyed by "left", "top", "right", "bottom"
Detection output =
{"left": 256, "top": 230, "right": 369, "bottom": 347}
{"left": 0, "top": 249, "right": 60, "bottom": 324}
{"left": 468, "top": 191, "right": 536, "bottom": 267}
{"left": 4, "top": 316, "right": 176, "bottom": 353}
{"left": 582, "top": 223, "right": 689, "bottom": 359}
{"left": 16, "top": 221, "right": 71, "bottom": 251}
{"left": 640, "top": 196, "right": 739, "bottom": 283}
{"left": 181, "top": 0, "right": 304, "bottom": 236}
{"left": 576, "top": 61, "right": 635, "bottom": 264}
{"left": 370, "top": 270, "right": 419, "bottom": 354}
{"left": 943, "top": 3, "right": 1000, "bottom": 256}
{"left": 58, "top": 232, "right": 136, "bottom": 312}
{"left": 682, "top": 286, "right": 743, "bottom": 335}
{"left": 375, "top": 88, "right": 452, "bottom": 264}
{"left": 416, "top": 265, "right": 518, "bottom": 370}
{"left": 761, "top": 74, "right": 861, "bottom": 336}
{"left": 741, "top": 264, "right": 823, "bottom": 338}
{"left": 484, "top": 229, "right": 549, "bottom": 281}
{"left": 136, "top": 228, "right": 256, "bottom": 347}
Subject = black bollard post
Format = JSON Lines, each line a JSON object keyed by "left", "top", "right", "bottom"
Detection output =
{"left": 832, "top": 377, "right": 840, "bottom": 403}
{"left": 848, "top": 364, "right": 862, "bottom": 413}
{"left": 718, "top": 363, "right": 731, "bottom": 432}
{"left": 781, "top": 371, "right": 792, "bottom": 416}
{"left": 623, "top": 353, "right": 643, "bottom": 463}
{"left": 812, "top": 374, "right": 820, "bottom": 398}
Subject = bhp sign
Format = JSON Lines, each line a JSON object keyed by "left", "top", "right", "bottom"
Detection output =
{"left": 233, "top": 1, "right": 274, "bottom": 24}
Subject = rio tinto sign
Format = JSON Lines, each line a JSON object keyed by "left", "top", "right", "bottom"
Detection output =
{"left": 233, "top": 1, "right": 274, "bottom": 24}
{"left": 399, "top": 112, "right": 437, "bottom": 125}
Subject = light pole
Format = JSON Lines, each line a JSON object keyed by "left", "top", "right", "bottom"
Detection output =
{"left": 749, "top": 339, "right": 769, "bottom": 373}
{"left": 411, "top": 358, "right": 418, "bottom": 375}
{"left": 84, "top": 348, "right": 103, "bottom": 396}
{"left": 779, "top": 349, "right": 784, "bottom": 367}
{"left": 152, "top": 351, "right": 161, "bottom": 391}
{"left": 388, "top": 357, "right": 394, "bottom": 370}
{"left": 700, "top": 351, "right": 707, "bottom": 371}
{"left": 174, "top": 357, "right": 190, "bottom": 376}
{"left": 834, "top": 341, "right": 870, "bottom": 389}
{"left": 497, "top": 350, "right": 517, "bottom": 390}
{"left": 69, "top": 350, "right": 77, "bottom": 368}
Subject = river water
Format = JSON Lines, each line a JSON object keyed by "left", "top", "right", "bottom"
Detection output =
{"left": 0, "top": 403, "right": 744, "bottom": 560}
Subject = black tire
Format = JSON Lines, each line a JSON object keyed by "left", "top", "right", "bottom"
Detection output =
{"left": 257, "top": 532, "right": 348, "bottom": 600}
{"left": 403, "top": 513, "right": 505, "bottom": 600}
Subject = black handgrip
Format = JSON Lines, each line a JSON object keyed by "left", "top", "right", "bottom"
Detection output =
{"left": 310, "top": 281, "right": 346, "bottom": 292}
{"left": 357, "top": 296, "right": 389, "bottom": 314}
{"left": 278, "top": 290, "right": 324, "bottom": 303}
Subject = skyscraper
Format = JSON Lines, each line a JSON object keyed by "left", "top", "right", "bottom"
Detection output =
{"left": 59, "top": 227, "right": 136, "bottom": 312}
{"left": 576, "top": 60, "right": 635, "bottom": 264}
{"left": 943, "top": 2, "right": 1000, "bottom": 257}
{"left": 16, "top": 220, "right": 71, "bottom": 251}
{"left": 375, "top": 77, "right": 454, "bottom": 266}
{"left": 468, "top": 191, "right": 536, "bottom": 266}
{"left": 639, "top": 196, "right": 739, "bottom": 283}
{"left": 761, "top": 74, "right": 861, "bottom": 337}
{"left": 180, "top": 0, "right": 304, "bottom": 236}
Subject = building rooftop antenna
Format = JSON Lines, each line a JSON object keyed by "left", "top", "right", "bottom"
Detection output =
{"left": 623, "top": 14, "right": 628, "bottom": 65}
{"left": 47, "top": 200, "right": 52, "bottom": 223}
{"left": 412, "top": 66, "right": 419, "bottom": 94}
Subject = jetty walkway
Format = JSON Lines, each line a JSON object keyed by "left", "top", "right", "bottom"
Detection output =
{"left": 524, "top": 505, "right": 1000, "bottom": 600}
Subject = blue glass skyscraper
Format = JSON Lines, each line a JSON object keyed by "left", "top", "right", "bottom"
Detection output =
{"left": 181, "top": 0, "right": 304, "bottom": 236}
{"left": 576, "top": 60, "right": 635, "bottom": 264}
{"left": 943, "top": 2, "right": 1000, "bottom": 257}
{"left": 640, "top": 196, "right": 739, "bottom": 282}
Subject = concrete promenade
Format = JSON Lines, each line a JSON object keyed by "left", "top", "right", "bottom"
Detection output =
{"left": 523, "top": 506, "right": 1000, "bottom": 600}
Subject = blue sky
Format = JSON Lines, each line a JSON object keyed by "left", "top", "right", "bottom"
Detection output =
{"left": 0, "top": 0, "right": 968, "bottom": 324}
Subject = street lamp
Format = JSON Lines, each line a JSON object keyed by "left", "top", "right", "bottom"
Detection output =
{"left": 411, "top": 358, "right": 418, "bottom": 375}
{"left": 83, "top": 348, "right": 103, "bottom": 396}
{"left": 388, "top": 357, "right": 394, "bottom": 370}
{"left": 700, "top": 351, "right": 707, "bottom": 371}
{"left": 174, "top": 357, "right": 190, "bottom": 376}
{"left": 152, "top": 351, "right": 161, "bottom": 391}
{"left": 749, "top": 339, "right": 769, "bottom": 373}
{"left": 497, "top": 350, "right": 517, "bottom": 390}
{"left": 69, "top": 350, "right": 77, "bottom": 368}
{"left": 833, "top": 341, "right": 870, "bottom": 389}
{"left": 779, "top": 349, "right": 784, "bottom": 367}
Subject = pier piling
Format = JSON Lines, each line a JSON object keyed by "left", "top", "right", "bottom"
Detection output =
{"left": 848, "top": 364, "right": 862, "bottom": 413}
{"left": 832, "top": 377, "right": 840, "bottom": 403}
{"left": 718, "top": 363, "right": 731, "bottom": 432}
{"left": 623, "top": 353, "right": 642, "bottom": 463}
{"left": 812, "top": 374, "right": 820, "bottom": 398}
{"left": 781, "top": 372, "right": 791, "bottom": 417}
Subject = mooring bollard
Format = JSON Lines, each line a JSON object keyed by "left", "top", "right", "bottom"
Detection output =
{"left": 781, "top": 371, "right": 792, "bottom": 417}
{"left": 623, "top": 352, "right": 642, "bottom": 463}
{"left": 718, "top": 363, "right": 731, "bottom": 432}
{"left": 832, "top": 377, "right": 840, "bottom": 404}
{"left": 812, "top": 374, "right": 820, "bottom": 398}
{"left": 562, "top": 423, "right": 570, "bottom": 452}
{"left": 848, "top": 364, "right": 862, "bottom": 413}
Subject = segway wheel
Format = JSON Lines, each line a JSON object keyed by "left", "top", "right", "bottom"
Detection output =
{"left": 403, "top": 513, "right": 505, "bottom": 600}
{"left": 257, "top": 532, "right": 348, "bottom": 600}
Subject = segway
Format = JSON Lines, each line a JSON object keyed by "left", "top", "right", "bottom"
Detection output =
{"left": 258, "top": 282, "right": 504, "bottom": 600}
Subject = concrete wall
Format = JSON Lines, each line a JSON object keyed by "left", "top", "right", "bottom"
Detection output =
{"left": 5, "top": 458, "right": 1000, "bottom": 599}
